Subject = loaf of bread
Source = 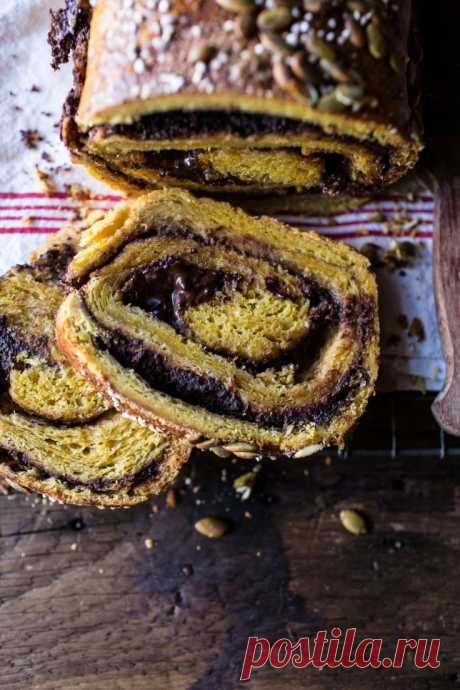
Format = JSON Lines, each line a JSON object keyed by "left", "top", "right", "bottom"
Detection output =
{"left": 50, "top": 0, "right": 422, "bottom": 207}
{"left": 0, "top": 239, "right": 190, "bottom": 507}
{"left": 57, "top": 189, "right": 379, "bottom": 459}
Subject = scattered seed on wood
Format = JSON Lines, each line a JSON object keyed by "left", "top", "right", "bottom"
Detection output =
{"left": 233, "top": 465, "right": 261, "bottom": 500}
{"left": 339, "top": 509, "right": 368, "bottom": 535}
{"left": 195, "top": 517, "right": 229, "bottom": 538}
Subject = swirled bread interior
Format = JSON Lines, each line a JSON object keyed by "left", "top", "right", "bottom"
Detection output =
{"left": 0, "top": 241, "right": 189, "bottom": 507}
{"left": 57, "top": 189, "right": 380, "bottom": 459}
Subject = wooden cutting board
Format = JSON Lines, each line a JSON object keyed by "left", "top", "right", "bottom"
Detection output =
{"left": 425, "top": 2, "right": 460, "bottom": 435}
{"left": 431, "top": 149, "right": 460, "bottom": 435}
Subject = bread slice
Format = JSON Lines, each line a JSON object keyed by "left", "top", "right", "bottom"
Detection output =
{"left": 57, "top": 188, "right": 379, "bottom": 459}
{"left": 0, "top": 236, "right": 190, "bottom": 507}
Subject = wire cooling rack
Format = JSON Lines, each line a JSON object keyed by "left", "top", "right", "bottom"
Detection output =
{"left": 339, "top": 393, "right": 457, "bottom": 460}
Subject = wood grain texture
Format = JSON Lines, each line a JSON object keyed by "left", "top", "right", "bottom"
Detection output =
{"left": 424, "top": 0, "right": 460, "bottom": 434}
{"left": 432, "top": 154, "right": 460, "bottom": 435}
{"left": 0, "top": 446, "right": 458, "bottom": 690}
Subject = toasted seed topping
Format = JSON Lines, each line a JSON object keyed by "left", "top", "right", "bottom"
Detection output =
{"left": 195, "top": 438, "right": 216, "bottom": 450}
{"left": 257, "top": 7, "right": 292, "bottom": 32}
{"left": 305, "top": 32, "right": 336, "bottom": 62}
{"left": 335, "top": 83, "right": 365, "bottom": 106}
{"left": 211, "top": 446, "right": 233, "bottom": 458}
{"left": 293, "top": 443, "right": 323, "bottom": 458}
{"left": 273, "top": 58, "right": 298, "bottom": 92}
{"left": 214, "top": 0, "right": 398, "bottom": 111}
{"left": 216, "top": 0, "right": 255, "bottom": 12}
{"left": 232, "top": 451, "right": 259, "bottom": 460}
{"left": 290, "top": 51, "right": 320, "bottom": 83}
{"left": 345, "top": 17, "right": 365, "bottom": 49}
{"left": 298, "top": 82, "right": 320, "bottom": 105}
{"left": 366, "top": 18, "right": 387, "bottom": 60}
{"left": 260, "top": 30, "right": 293, "bottom": 56}
{"left": 319, "top": 58, "right": 350, "bottom": 83}
{"left": 223, "top": 442, "right": 258, "bottom": 453}
{"left": 318, "top": 91, "right": 347, "bottom": 112}
{"left": 390, "top": 52, "right": 403, "bottom": 73}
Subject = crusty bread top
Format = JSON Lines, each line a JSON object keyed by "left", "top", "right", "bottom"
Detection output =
{"left": 75, "top": 0, "right": 419, "bottom": 152}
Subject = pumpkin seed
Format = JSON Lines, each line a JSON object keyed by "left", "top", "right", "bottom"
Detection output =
{"left": 234, "top": 465, "right": 261, "bottom": 499}
{"left": 257, "top": 7, "right": 292, "bottom": 33}
{"left": 290, "top": 51, "right": 319, "bottom": 83}
{"left": 195, "top": 438, "right": 216, "bottom": 450}
{"left": 223, "top": 442, "right": 258, "bottom": 453}
{"left": 195, "top": 516, "right": 229, "bottom": 538}
{"left": 319, "top": 58, "right": 350, "bottom": 83}
{"left": 293, "top": 443, "right": 323, "bottom": 458}
{"left": 339, "top": 509, "right": 368, "bottom": 535}
{"left": 306, "top": 33, "right": 336, "bottom": 62}
{"left": 366, "top": 19, "right": 387, "bottom": 60}
{"left": 260, "top": 31, "right": 293, "bottom": 56}
{"left": 296, "top": 82, "right": 320, "bottom": 106}
{"left": 232, "top": 451, "right": 259, "bottom": 460}
{"left": 272, "top": 59, "right": 298, "bottom": 92}
{"left": 216, "top": 0, "right": 255, "bottom": 12}
{"left": 211, "top": 446, "right": 232, "bottom": 458}
{"left": 345, "top": 17, "right": 365, "bottom": 49}
{"left": 317, "top": 91, "right": 347, "bottom": 113}
{"left": 389, "top": 52, "right": 403, "bottom": 73}
{"left": 335, "top": 83, "right": 365, "bottom": 106}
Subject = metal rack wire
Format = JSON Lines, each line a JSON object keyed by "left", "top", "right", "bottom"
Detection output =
{"left": 337, "top": 392, "right": 457, "bottom": 460}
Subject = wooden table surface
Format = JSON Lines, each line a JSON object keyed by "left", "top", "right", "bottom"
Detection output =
{"left": 0, "top": 431, "right": 459, "bottom": 690}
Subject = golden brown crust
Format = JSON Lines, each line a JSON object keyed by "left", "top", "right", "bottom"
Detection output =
{"left": 54, "top": 0, "right": 422, "bottom": 199}
{"left": 79, "top": 0, "right": 417, "bottom": 141}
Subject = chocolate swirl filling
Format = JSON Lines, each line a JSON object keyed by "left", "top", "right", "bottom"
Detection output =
{"left": 0, "top": 248, "right": 185, "bottom": 498}
{"left": 83, "top": 227, "right": 375, "bottom": 431}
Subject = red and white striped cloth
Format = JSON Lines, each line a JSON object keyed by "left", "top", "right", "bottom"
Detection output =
{"left": 0, "top": 0, "right": 444, "bottom": 391}
{"left": 0, "top": 191, "right": 434, "bottom": 239}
